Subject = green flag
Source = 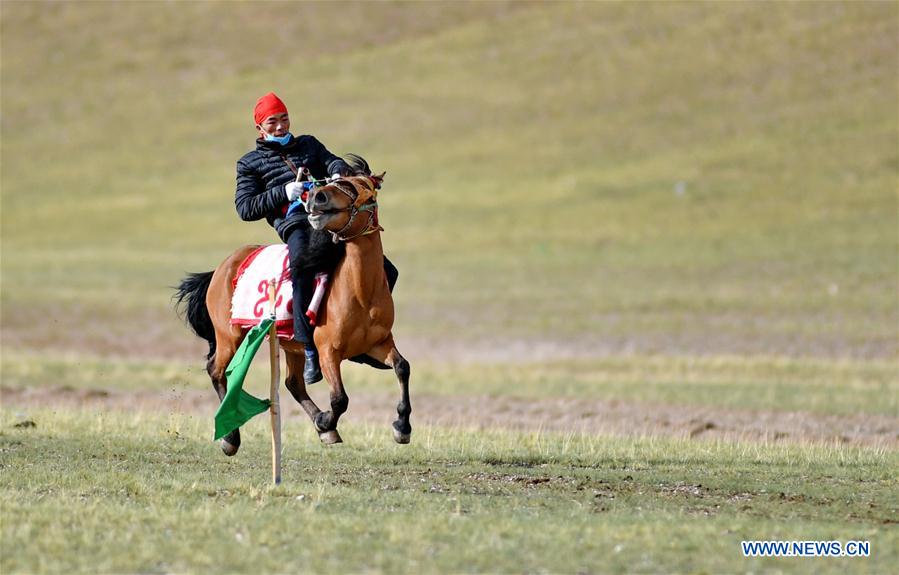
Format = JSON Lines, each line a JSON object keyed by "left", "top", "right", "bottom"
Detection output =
{"left": 214, "top": 318, "right": 274, "bottom": 440}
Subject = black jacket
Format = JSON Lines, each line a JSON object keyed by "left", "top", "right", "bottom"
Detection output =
{"left": 235, "top": 135, "right": 350, "bottom": 241}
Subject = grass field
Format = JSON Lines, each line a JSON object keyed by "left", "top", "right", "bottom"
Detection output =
{"left": 1, "top": 1, "right": 897, "bottom": 573}
{"left": 2, "top": 410, "right": 897, "bottom": 574}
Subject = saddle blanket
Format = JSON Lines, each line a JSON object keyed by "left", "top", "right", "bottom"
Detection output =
{"left": 230, "top": 245, "right": 328, "bottom": 339}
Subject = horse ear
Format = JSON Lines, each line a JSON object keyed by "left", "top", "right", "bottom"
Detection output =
{"left": 372, "top": 171, "right": 386, "bottom": 189}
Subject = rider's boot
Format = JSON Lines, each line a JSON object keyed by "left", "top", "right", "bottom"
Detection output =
{"left": 303, "top": 345, "right": 323, "bottom": 385}
{"left": 293, "top": 274, "right": 323, "bottom": 385}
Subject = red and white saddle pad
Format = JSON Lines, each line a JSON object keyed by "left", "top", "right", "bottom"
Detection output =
{"left": 230, "top": 245, "right": 330, "bottom": 339}
{"left": 230, "top": 245, "right": 294, "bottom": 338}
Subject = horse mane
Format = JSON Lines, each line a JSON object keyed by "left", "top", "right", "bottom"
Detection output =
{"left": 344, "top": 153, "right": 371, "bottom": 176}
{"left": 345, "top": 153, "right": 384, "bottom": 189}
{"left": 301, "top": 228, "right": 346, "bottom": 273}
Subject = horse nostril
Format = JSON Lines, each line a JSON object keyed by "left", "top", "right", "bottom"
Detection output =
{"left": 314, "top": 191, "right": 328, "bottom": 205}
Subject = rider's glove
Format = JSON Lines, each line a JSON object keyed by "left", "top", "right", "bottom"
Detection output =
{"left": 285, "top": 181, "right": 303, "bottom": 202}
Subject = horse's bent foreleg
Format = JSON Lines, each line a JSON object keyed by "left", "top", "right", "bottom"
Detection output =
{"left": 207, "top": 343, "right": 241, "bottom": 456}
{"left": 367, "top": 339, "right": 412, "bottom": 444}
{"left": 315, "top": 351, "right": 348, "bottom": 445}
{"left": 284, "top": 351, "right": 323, "bottom": 422}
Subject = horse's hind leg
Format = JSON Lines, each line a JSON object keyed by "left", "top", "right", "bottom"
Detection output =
{"left": 367, "top": 339, "right": 412, "bottom": 444}
{"left": 387, "top": 348, "right": 412, "bottom": 444}
{"left": 207, "top": 343, "right": 241, "bottom": 456}
{"left": 284, "top": 351, "right": 324, "bottom": 424}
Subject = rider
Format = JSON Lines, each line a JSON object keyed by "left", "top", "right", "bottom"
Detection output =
{"left": 235, "top": 92, "right": 397, "bottom": 385}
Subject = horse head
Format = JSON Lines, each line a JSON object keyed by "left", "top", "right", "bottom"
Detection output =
{"left": 306, "top": 155, "right": 385, "bottom": 241}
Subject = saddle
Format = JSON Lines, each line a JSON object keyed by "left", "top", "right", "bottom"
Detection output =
{"left": 230, "top": 245, "right": 327, "bottom": 339}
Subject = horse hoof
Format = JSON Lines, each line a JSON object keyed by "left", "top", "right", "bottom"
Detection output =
{"left": 319, "top": 430, "right": 343, "bottom": 445}
{"left": 393, "top": 427, "right": 411, "bottom": 444}
{"left": 221, "top": 440, "right": 240, "bottom": 457}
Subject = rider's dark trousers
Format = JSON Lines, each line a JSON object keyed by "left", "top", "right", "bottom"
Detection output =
{"left": 285, "top": 225, "right": 399, "bottom": 346}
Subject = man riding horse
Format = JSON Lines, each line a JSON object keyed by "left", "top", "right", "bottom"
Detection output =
{"left": 235, "top": 92, "right": 398, "bottom": 385}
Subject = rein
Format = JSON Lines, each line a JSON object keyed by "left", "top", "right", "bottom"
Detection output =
{"left": 279, "top": 154, "right": 332, "bottom": 187}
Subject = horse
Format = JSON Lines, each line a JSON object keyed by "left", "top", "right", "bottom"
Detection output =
{"left": 175, "top": 157, "right": 411, "bottom": 455}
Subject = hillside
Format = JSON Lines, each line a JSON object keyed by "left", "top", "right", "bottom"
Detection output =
{"left": 1, "top": 1, "right": 896, "bottom": 361}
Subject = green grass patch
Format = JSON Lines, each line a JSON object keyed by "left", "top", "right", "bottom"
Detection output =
{"left": 1, "top": 408, "right": 896, "bottom": 574}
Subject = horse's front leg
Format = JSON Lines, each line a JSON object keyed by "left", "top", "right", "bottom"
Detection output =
{"left": 314, "top": 350, "right": 348, "bottom": 445}
{"left": 368, "top": 338, "right": 412, "bottom": 444}
{"left": 284, "top": 350, "right": 323, "bottom": 424}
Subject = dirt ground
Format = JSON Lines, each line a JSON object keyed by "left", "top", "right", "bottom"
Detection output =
{"left": 3, "top": 384, "right": 896, "bottom": 448}
{"left": 3, "top": 301, "right": 897, "bottom": 363}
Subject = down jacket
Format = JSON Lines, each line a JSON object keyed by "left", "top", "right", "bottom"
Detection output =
{"left": 235, "top": 135, "right": 350, "bottom": 241}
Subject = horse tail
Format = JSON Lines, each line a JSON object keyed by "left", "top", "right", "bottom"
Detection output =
{"left": 174, "top": 271, "right": 216, "bottom": 359}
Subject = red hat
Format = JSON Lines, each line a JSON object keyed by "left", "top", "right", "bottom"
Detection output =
{"left": 253, "top": 92, "right": 288, "bottom": 126}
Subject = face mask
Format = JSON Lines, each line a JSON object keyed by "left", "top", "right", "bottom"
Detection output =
{"left": 263, "top": 132, "right": 292, "bottom": 146}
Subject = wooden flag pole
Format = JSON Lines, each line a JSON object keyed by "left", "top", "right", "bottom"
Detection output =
{"left": 267, "top": 277, "right": 282, "bottom": 485}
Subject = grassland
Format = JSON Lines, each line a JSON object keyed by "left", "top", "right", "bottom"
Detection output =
{"left": 1, "top": 409, "right": 897, "bottom": 574}
{"left": 1, "top": 1, "right": 897, "bottom": 574}
{"left": 1, "top": 1, "right": 896, "bottom": 359}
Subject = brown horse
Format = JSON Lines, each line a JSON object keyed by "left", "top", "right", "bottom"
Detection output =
{"left": 175, "top": 160, "right": 411, "bottom": 455}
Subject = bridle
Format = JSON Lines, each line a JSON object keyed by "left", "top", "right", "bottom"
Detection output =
{"left": 313, "top": 177, "right": 381, "bottom": 243}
